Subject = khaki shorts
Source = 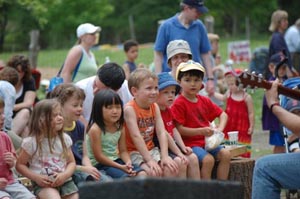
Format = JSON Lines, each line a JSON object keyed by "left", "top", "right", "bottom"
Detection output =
{"left": 130, "top": 147, "right": 161, "bottom": 166}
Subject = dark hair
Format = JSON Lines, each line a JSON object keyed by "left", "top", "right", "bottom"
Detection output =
{"left": 0, "top": 97, "right": 4, "bottom": 109}
{"left": 88, "top": 89, "right": 124, "bottom": 134}
{"left": 123, "top": 40, "right": 138, "bottom": 52}
{"left": 177, "top": 70, "right": 204, "bottom": 81}
{"left": 97, "top": 62, "right": 125, "bottom": 91}
{"left": 7, "top": 54, "right": 32, "bottom": 82}
{"left": 0, "top": 67, "right": 19, "bottom": 86}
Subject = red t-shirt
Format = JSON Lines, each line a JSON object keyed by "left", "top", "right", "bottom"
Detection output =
{"left": 171, "top": 94, "right": 223, "bottom": 147}
{"left": 160, "top": 107, "right": 175, "bottom": 138}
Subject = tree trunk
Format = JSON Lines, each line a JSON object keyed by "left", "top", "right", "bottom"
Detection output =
{"left": 0, "top": 3, "right": 8, "bottom": 52}
{"left": 29, "top": 30, "right": 40, "bottom": 69}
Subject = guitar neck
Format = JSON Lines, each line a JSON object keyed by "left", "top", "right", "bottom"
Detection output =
{"left": 277, "top": 84, "right": 300, "bottom": 100}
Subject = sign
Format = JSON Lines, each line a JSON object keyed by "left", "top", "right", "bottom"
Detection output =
{"left": 228, "top": 40, "right": 251, "bottom": 63}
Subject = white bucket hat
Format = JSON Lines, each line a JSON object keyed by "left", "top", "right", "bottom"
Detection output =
{"left": 167, "top": 40, "right": 192, "bottom": 63}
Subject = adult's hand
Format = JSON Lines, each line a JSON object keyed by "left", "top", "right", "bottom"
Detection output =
{"left": 265, "top": 79, "right": 279, "bottom": 107}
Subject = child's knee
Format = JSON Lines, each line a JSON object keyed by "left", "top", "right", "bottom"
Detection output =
{"left": 188, "top": 153, "right": 200, "bottom": 166}
{"left": 218, "top": 149, "right": 231, "bottom": 162}
{"left": 202, "top": 154, "right": 215, "bottom": 166}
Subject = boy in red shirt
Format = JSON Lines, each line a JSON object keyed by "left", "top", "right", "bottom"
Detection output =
{"left": 171, "top": 60, "right": 231, "bottom": 180}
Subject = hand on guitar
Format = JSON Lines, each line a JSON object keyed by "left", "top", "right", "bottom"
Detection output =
{"left": 265, "top": 79, "right": 280, "bottom": 107}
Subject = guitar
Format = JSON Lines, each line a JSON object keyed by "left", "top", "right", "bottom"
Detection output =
{"left": 235, "top": 71, "right": 300, "bottom": 100}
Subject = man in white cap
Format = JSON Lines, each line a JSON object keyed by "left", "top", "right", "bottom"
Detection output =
{"left": 61, "top": 23, "right": 101, "bottom": 83}
{"left": 154, "top": 0, "right": 215, "bottom": 95}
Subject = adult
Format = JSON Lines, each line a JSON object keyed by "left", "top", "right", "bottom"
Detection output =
{"left": 252, "top": 79, "right": 300, "bottom": 199}
{"left": 154, "top": 0, "right": 214, "bottom": 95}
{"left": 284, "top": 18, "right": 300, "bottom": 73}
{"left": 61, "top": 23, "right": 101, "bottom": 83}
{"left": 76, "top": 62, "right": 132, "bottom": 127}
{"left": 7, "top": 55, "right": 37, "bottom": 138}
{"left": 266, "top": 10, "right": 297, "bottom": 79}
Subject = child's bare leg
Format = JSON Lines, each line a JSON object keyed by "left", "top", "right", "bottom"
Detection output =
{"left": 63, "top": 192, "right": 79, "bottom": 199}
{"left": 273, "top": 146, "right": 285, "bottom": 154}
{"left": 187, "top": 153, "right": 200, "bottom": 179}
{"left": 140, "top": 163, "right": 155, "bottom": 177}
{"left": 173, "top": 156, "right": 187, "bottom": 178}
{"left": 38, "top": 187, "right": 61, "bottom": 199}
{"left": 216, "top": 148, "right": 231, "bottom": 180}
{"left": 201, "top": 154, "right": 214, "bottom": 180}
{"left": 137, "top": 170, "right": 147, "bottom": 177}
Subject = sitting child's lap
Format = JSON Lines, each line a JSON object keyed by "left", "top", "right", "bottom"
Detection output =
{"left": 130, "top": 147, "right": 161, "bottom": 166}
{"left": 33, "top": 179, "right": 78, "bottom": 197}
{"left": 0, "top": 182, "right": 35, "bottom": 199}
{"left": 192, "top": 146, "right": 224, "bottom": 161}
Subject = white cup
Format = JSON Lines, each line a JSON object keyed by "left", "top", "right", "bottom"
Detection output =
{"left": 228, "top": 131, "right": 239, "bottom": 146}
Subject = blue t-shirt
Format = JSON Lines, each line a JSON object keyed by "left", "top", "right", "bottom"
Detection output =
{"left": 154, "top": 14, "right": 211, "bottom": 72}
{"left": 65, "top": 120, "right": 85, "bottom": 165}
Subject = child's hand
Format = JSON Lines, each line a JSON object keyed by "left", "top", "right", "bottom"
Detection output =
{"left": 161, "top": 156, "right": 179, "bottom": 175}
{"left": 146, "top": 159, "right": 162, "bottom": 177}
{"left": 35, "top": 174, "right": 53, "bottom": 188}
{"left": 177, "top": 153, "right": 189, "bottom": 165}
{"left": 202, "top": 127, "right": 214, "bottom": 136}
{"left": 248, "top": 127, "right": 253, "bottom": 135}
{"left": 51, "top": 172, "right": 67, "bottom": 187}
{"left": 3, "top": 152, "right": 15, "bottom": 168}
{"left": 119, "top": 164, "right": 136, "bottom": 176}
{"left": 181, "top": 146, "right": 193, "bottom": 155}
{"left": 82, "top": 166, "right": 101, "bottom": 181}
{"left": 0, "top": 178, "right": 8, "bottom": 190}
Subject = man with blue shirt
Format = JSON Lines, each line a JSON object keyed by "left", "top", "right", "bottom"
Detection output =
{"left": 154, "top": 0, "right": 214, "bottom": 95}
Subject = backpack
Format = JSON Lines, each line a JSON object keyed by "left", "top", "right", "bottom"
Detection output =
{"left": 249, "top": 46, "right": 269, "bottom": 74}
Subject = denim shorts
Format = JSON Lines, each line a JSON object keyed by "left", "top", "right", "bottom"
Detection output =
{"left": 269, "top": 130, "right": 285, "bottom": 146}
{"left": 33, "top": 179, "right": 78, "bottom": 197}
{"left": 192, "top": 145, "right": 224, "bottom": 162}
{"left": 95, "top": 158, "right": 144, "bottom": 179}
{"left": 0, "top": 181, "right": 35, "bottom": 199}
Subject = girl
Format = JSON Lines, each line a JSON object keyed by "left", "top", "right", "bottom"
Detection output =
{"left": 16, "top": 99, "right": 78, "bottom": 199}
{"left": 49, "top": 83, "right": 109, "bottom": 185}
{"left": 214, "top": 69, "right": 255, "bottom": 158}
{"left": 86, "top": 89, "right": 146, "bottom": 178}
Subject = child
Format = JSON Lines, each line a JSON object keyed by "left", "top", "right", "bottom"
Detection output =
{"left": 16, "top": 99, "right": 78, "bottom": 199}
{"left": 125, "top": 68, "right": 179, "bottom": 177}
{"left": 214, "top": 69, "right": 255, "bottom": 158}
{"left": 86, "top": 89, "right": 146, "bottom": 178}
{"left": 157, "top": 72, "right": 200, "bottom": 179}
{"left": 0, "top": 97, "right": 36, "bottom": 199}
{"left": 49, "top": 83, "right": 110, "bottom": 185}
{"left": 262, "top": 52, "right": 287, "bottom": 154}
{"left": 171, "top": 60, "right": 231, "bottom": 180}
{"left": 284, "top": 99, "right": 300, "bottom": 152}
{"left": 123, "top": 40, "right": 141, "bottom": 80}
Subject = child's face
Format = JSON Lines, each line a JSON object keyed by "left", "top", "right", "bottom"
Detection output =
{"left": 157, "top": 86, "right": 176, "bottom": 108}
{"left": 62, "top": 96, "right": 83, "bottom": 122}
{"left": 277, "top": 65, "right": 287, "bottom": 78}
{"left": 279, "top": 18, "right": 289, "bottom": 31}
{"left": 225, "top": 75, "right": 238, "bottom": 92}
{"left": 126, "top": 46, "right": 138, "bottom": 61}
{"left": 102, "top": 103, "right": 122, "bottom": 125}
{"left": 51, "top": 105, "right": 64, "bottom": 133}
{"left": 0, "top": 107, "right": 4, "bottom": 129}
{"left": 133, "top": 78, "right": 158, "bottom": 108}
{"left": 179, "top": 74, "right": 202, "bottom": 97}
{"left": 169, "top": 53, "right": 190, "bottom": 70}
{"left": 210, "top": 40, "right": 219, "bottom": 54}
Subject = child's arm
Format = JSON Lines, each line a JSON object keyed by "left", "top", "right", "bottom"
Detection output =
{"left": 245, "top": 93, "right": 255, "bottom": 135}
{"left": 154, "top": 104, "right": 178, "bottom": 173}
{"left": 215, "top": 112, "right": 228, "bottom": 132}
{"left": 80, "top": 131, "right": 101, "bottom": 180}
{"left": 176, "top": 124, "right": 214, "bottom": 137}
{"left": 213, "top": 90, "right": 228, "bottom": 102}
{"left": 0, "top": 178, "right": 8, "bottom": 189}
{"left": 122, "top": 63, "right": 130, "bottom": 80}
{"left": 173, "top": 128, "right": 193, "bottom": 155}
{"left": 89, "top": 125, "right": 127, "bottom": 171}
{"left": 52, "top": 148, "right": 76, "bottom": 187}
{"left": 16, "top": 148, "right": 52, "bottom": 188}
{"left": 124, "top": 106, "right": 162, "bottom": 176}
{"left": 166, "top": 132, "right": 189, "bottom": 165}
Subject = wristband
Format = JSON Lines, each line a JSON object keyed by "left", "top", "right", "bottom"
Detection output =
{"left": 207, "top": 77, "right": 214, "bottom": 81}
{"left": 270, "top": 102, "right": 280, "bottom": 112}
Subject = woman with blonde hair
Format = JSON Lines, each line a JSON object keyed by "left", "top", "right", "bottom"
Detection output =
{"left": 267, "top": 10, "right": 298, "bottom": 78}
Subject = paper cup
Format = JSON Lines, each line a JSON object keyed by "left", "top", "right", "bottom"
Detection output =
{"left": 228, "top": 131, "right": 239, "bottom": 145}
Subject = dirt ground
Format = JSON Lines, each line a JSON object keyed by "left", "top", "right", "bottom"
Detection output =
{"left": 37, "top": 67, "right": 273, "bottom": 160}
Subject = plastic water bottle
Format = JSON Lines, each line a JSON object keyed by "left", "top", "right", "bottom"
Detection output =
{"left": 105, "top": 56, "right": 110, "bottom": 63}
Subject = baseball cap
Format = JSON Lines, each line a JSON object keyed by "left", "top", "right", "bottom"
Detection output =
{"left": 285, "top": 99, "right": 300, "bottom": 112}
{"left": 224, "top": 68, "right": 242, "bottom": 77}
{"left": 269, "top": 51, "right": 287, "bottom": 66}
{"left": 176, "top": 60, "right": 205, "bottom": 80}
{"left": 76, "top": 23, "right": 101, "bottom": 38}
{"left": 167, "top": 40, "right": 192, "bottom": 63}
{"left": 158, "top": 72, "right": 181, "bottom": 95}
{"left": 182, "top": 0, "right": 209, "bottom": 13}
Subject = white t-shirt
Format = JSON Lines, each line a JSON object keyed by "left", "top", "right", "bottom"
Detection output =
{"left": 21, "top": 133, "right": 72, "bottom": 175}
{"left": 76, "top": 76, "right": 133, "bottom": 122}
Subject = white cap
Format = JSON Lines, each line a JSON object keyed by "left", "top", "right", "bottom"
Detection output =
{"left": 167, "top": 40, "right": 192, "bottom": 62}
{"left": 76, "top": 23, "right": 101, "bottom": 38}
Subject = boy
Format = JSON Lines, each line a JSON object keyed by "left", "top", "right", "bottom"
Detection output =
{"left": 157, "top": 72, "right": 200, "bottom": 179}
{"left": 285, "top": 99, "right": 300, "bottom": 152}
{"left": 123, "top": 40, "right": 140, "bottom": 80}
{"left": 0, "top": 97, "right": 36, "bottom": 199}
{"left": 124, "top": 68, "right": 179, "bottom": 177}
{"left": 262, "top": 51, "right": 287, "bottom": 154}
{"left": 171, "top": 60, "right": 231, "bottom": 180}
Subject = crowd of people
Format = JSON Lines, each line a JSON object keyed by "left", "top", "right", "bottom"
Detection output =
{"left": 0, "top": 0, "right": 300, "bottom": 198}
